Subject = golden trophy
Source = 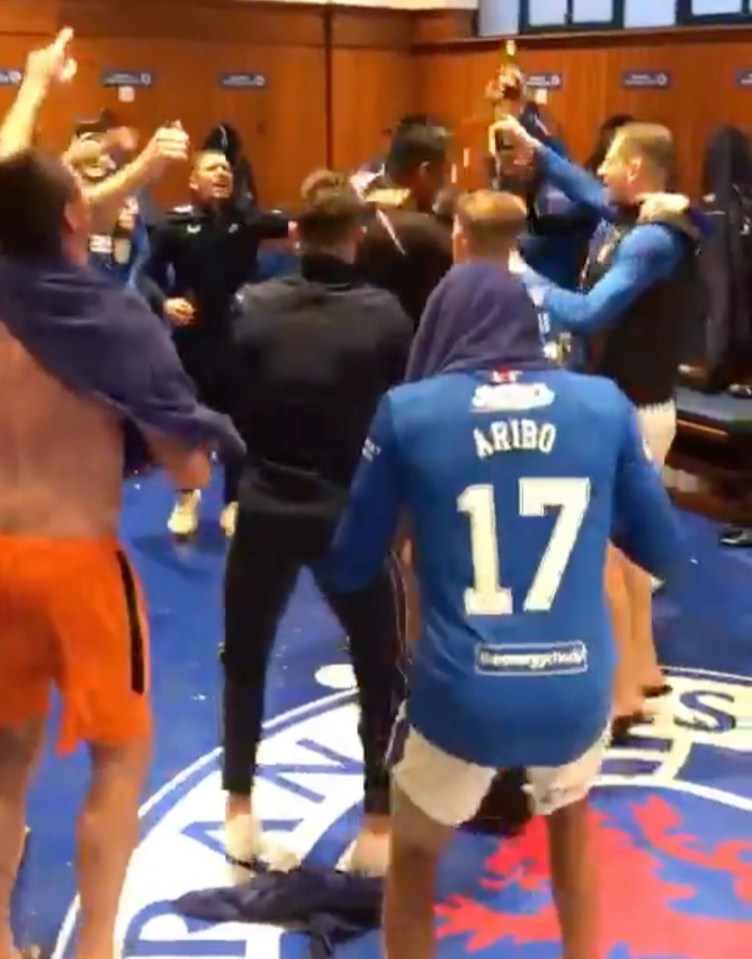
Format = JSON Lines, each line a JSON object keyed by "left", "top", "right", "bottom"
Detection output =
{"left": 448, "top": 40, "right": 523, "bottom": 191}
{"left": 486, "top": 40, "right": 527, "bottom": 158}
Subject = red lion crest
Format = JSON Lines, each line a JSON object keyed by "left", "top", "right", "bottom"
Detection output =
{"left": 436, "top": 796, "right": 751, "bottom": 957}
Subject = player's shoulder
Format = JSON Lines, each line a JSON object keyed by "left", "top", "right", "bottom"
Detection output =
{"left": 620, "top": 221, "right": 683, "bottom": 260}
{"left": 384, "top": 373, "right": 471, "bottom": 421}
{"left": 555, "top": 367, "right": 624, "bottom": 397}
{"left": 235, "top": 276, "right": 281, "bottom": 304}
{"left": 556, "top": 369, "right": 631, "bottom": 420}
{"left": 353, "top": 283, "right": 413, "bottom": 332}
{"left": 343, "top": 281, "right": 399, "bottom": 312}
{"left": 232, "top": 277, "right": 296, "bottom": 328}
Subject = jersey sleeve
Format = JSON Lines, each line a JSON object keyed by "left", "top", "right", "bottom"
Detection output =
{"left": 323, "top": 395, "right": 403, "bottom": 593}
{"left": 536, "top": 145, "right": 611, "bottom": 218}
{"left": 543, "top": 224, "right": 685, "bottom": 335}
{"left": 611, "top": 400, "right": 684, "bottom": 580}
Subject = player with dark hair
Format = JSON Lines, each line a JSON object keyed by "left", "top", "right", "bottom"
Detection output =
{"left": 221, "top": 169, "right": 412, "bottom": 878}
{"left": 358, "top": 119, "right": 453, "bottom": 327}
{"left": 0, "top": 142, "right": 242, "bottom": 959}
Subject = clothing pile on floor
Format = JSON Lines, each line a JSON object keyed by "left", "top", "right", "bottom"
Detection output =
{"left": 175, "top": 866, "right": 382, "bottom": 959}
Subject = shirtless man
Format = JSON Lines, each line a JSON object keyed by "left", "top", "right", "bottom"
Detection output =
{"left": 0, "top": 32, "right": 238, "bottom": 959}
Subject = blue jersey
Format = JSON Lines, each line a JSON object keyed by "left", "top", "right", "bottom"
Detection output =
{"left": 327, "top": 367, "right": 683, "bottom": 769}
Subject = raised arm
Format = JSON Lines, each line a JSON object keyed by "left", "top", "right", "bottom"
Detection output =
{"left": 0, "top": 29, "right": 76, "bottom": 159}
{"left": 0, "top": 30, "right": 188, "bottom": 234}
{"left": 535, "top": 145, "right": 611, "bottom": 218}
{"left": 539, "top": 224, "right": 686, "bottom": 335}
{"left": 493, "top": 115, "right": 611, "bottom": 218}
{"left": 84, "top": 125, "right": 189, "bottom": 233}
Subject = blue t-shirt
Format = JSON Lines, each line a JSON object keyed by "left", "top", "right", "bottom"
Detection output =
{"left": 326, "top": 367, "right": 682, "bottom": 768}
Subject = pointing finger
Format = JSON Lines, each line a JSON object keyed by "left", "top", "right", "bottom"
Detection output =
{"left": 53, "top": 26, "right": 74, "bottom": 53}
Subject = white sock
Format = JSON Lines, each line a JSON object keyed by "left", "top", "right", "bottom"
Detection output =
{"left": 225, "top": 814, "right": 300, "bottom": 881}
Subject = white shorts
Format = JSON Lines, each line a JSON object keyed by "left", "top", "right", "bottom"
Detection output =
{"left": 638, "top": 400, "right": 676, "bottom": 468}
{"left": 393, "top": 724, "right": 608, "bottom": 828}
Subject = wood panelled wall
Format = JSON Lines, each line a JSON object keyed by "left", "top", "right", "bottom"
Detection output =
{"left": 0, "top": 0, "right": 416, "bottom": 208}
{"left": 413, "top": 13, "right": 752, "bottom": 198}
{"left": 3, "top": 1, "right": 752, "bottom": 205}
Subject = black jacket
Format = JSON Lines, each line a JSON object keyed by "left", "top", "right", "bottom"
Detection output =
{"left": 229, "top": 254, "right": 412, "bottom": 538}
{"left": 581, "top": 202, "right": 704, "bottom": 406}
{"left": 697, "top": 126, "right": 752, "bottom": 385}
{"left": 144, "top": 202, "right": 288, "bottom": 339}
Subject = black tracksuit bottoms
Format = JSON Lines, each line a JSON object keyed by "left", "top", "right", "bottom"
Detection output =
{"left": 221, "top": 508, "right": 407, "bottom": 815}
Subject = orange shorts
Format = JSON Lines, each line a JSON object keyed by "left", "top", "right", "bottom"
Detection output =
{"left": 0, "top": 535, "right": 151, "bottom": 753}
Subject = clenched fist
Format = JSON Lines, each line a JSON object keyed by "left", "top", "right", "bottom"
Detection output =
{"left": 143, "top": 123, "right": 190, "bottom": 174}
{"left": 164, "top": 297, "right": 195, "bottom": 327}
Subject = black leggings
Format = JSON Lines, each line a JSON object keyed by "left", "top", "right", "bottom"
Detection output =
{"left": 221, "top": 511, "right": 407, "bottom": 815}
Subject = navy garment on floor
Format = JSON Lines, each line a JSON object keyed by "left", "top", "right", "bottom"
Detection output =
{"left": 175, "top": 867, "right": 381, "bottom": 959}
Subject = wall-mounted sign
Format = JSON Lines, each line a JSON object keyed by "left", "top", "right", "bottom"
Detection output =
{"left": 736, "top": 71, "right": 752, "bottom": 88}
{"left": 101, "top": 71, "right": 155, "bottom": 88}
{"left": 622, "top": 70, "right": 671, "bottom": 89}
{"left": 220, "top": 73, "right": 268, "bottom": 89}
{"left": 0, "top": 69, "right": 22, "bottom": 87}
{"left": 525, "top": 72, "right": 563, "bottom": 90}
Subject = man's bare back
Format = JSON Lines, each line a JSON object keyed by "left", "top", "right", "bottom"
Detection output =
{"left": 0, "top": 321, "right": 123, "bottom": 537}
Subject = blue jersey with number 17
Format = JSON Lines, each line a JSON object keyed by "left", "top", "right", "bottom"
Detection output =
{"left": 328, "top": 367, "right": 683, "bottom": 769}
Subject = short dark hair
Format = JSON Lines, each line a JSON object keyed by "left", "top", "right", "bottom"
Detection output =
{"left": 297, "top": 169, "right": 369, "bottom": 246}
{"left": 385, "top": 121, "right": 449, "bottom": 183}
{"left": 0, "top": 150, "right": 78, "bottom": 257}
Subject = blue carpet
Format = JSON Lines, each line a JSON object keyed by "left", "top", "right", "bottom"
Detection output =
{"left": 13, "top": 472, "right": 752, "bottom": 959}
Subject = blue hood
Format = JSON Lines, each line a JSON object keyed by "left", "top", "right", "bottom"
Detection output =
{"left": 406, "top": 260, "right": 550, "bottom": 380}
